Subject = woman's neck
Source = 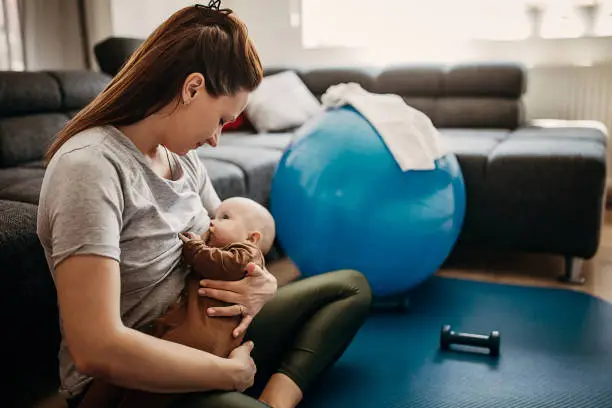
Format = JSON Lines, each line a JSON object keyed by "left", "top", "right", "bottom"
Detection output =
{"left": 117, "top": 113, "right": 168, "bottom": 159}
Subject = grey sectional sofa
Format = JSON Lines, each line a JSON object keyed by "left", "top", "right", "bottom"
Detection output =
{"left": 1, "top": 60, "right": 607, "bottom": 405}
{"left": 225, "top": 63, "right": 608, "bottom": 284}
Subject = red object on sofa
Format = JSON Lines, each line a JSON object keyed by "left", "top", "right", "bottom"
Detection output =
{"left": 223, "top": 113, "right": 250, "bottom": 131}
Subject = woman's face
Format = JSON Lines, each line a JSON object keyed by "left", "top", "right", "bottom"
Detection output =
{"left": 165, "top": 73, "right": 249, "bottom": 155}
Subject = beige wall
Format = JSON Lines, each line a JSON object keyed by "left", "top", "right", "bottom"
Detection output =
{"left": 21, "top": 0, "right": 85, "bottom": 70}
{"left": 83, "top": 0, "right": 113, "bottom": 71}
{"left": 109, "top": 0, "right": 194, "bottom": 38}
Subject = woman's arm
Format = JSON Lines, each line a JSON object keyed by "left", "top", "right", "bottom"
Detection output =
{"left": 55, "top": 254, "right": 255, "bottom": 393}
{"left": 200, "top": 263, "right": 278, "bottom": 338}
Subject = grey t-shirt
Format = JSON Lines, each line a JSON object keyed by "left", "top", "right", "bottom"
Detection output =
{"left": 36, "top": 125, "right": 221, "bottom": 398}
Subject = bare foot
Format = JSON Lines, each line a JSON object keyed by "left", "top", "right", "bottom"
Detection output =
{"left": 258, "top": 373, "right": 303, "bottom": 408}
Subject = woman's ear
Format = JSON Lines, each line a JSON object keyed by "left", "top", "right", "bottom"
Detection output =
{"left": 182, "top": 73, "right": 205, "bottom": 105}
{"left": 248, "top": 231, "right": 262, "bottom": 244}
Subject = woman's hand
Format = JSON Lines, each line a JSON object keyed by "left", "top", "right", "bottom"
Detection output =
{"left": 179, "top": 231, "right": 201, "bottom": 243}
{"left": 227, "top": 341, "right": 256, "bottom": 392}
{"left": 199, "top": 263, "right": 278, "bottom": 337}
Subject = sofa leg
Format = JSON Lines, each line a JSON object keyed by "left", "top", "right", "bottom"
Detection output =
{"left": 558, "top": 256, "right": 585, "bottom": 285}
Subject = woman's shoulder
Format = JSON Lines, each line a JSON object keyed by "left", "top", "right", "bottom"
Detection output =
{"left": 47, "top": 125, "right": 141, "bottom": 177}
{"left": 57, "top": 125, "right": 111, "bottom": 152}
{"left": 49, "top": 126, "right": 115, "bottom": 167}
{"left": 42, "top": 127, "right": 126, "bottom": 195}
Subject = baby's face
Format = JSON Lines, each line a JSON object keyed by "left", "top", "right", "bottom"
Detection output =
{"left": 206, "top": 200, "right": 253, "bottom": 248}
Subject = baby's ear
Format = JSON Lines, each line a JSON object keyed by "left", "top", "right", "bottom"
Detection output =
{"left": 248, "top": 231, "right": 262, "bottom": 243}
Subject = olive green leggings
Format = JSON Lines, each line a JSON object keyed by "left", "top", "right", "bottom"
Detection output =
{"left": 170, "top": 269, "right": 372, "bottom": 408}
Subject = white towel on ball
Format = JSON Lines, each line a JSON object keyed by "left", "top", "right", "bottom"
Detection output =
{"left": 321, "top": 82, "right": 448, "bottom": 171}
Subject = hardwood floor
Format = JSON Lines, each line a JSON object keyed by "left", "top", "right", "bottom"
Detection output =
{"left": 269, "top": 210, "right": 612, "bottom": 303}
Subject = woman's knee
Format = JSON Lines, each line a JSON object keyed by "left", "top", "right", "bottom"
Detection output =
{"left": 327, "top": 269, "right": 372, "bottom": 308}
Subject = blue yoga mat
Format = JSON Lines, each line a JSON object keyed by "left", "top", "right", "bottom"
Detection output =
{"left": 301, "top": 276, "right": 612, "bottom": 408}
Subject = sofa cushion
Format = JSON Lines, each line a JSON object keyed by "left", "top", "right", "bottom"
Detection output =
{"left": 375, "top": 65, "right": 444, "bottom": 97}
{"left": 274, "top": 63, "right": 527, "bottom": 130}
{"left": 0, "top": 72, "right": 61, "bottom": 117}
{"left": 0, "top": 177, "right": 44, "bottom": 204}
{"left": 196, "top": 146, "right": 283, "bottom": 205}
{"left": 220, "top": 132, "right": 293, "bottom": 151}
{"left": 356, "top": 65, "right": 441, "bottom": 122}
{"left": 0, "top": 167, "right": 44, "bottom": 190}
{"left": 18, "top": 160, "right": 46, "bottom": 168}
{"left": 66, "top": 110, "right": 82, "bottom": 118}
{"left": 94, "top": 36, "right": 143, "bottom": 76}
{"left": 437, "top": 97, "right": 522, "bottom": 129}
{"left": 527, "top": 118, "right": 608, "bottom": 138}
{"left": 300, "top": 67, "right": 378, "bottom": 99}
{"left": 48, "top": 71, "right": 111, "bottom": 110}
{"left": 0, "top": 200, "right": 60, "bottom": 405}
{"left": 445, "top": 63, "right": 526, "bottom": 98}
{"left": 439, "top": 129, "right": 510, "bottom": 243}
{"left": 245, "top": 71, "right": 322, "bottom": 133}
{"left": 484, "top": 134, "right": 606, "bottom": 258}
{"left": 399, "top": 97, "right": 438, "bottom": 124}
{"left": 439, "top": 129, "right": 509, "bottom": 185}
{"left": 511, "top": 126, "right": 607, "bottom": 145}
{"left": 0, "top": 199, "right": 51, "bottom": 294}
{"left": 488, "top": 136, "right": 606, "bottom": 191}
{"left": 200, "top": 158, "right": 247, "bottom": 201}
{"left": 0, "top": 113, "right": 68, "bottom": 167}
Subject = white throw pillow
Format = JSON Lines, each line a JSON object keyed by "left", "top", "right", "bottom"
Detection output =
{"left": 245, "top": 71, "right": 322, "bottom": 133}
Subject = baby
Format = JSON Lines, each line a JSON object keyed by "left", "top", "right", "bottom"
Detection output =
{"left": 158, "top": 195, "right": 276, "bottom": 357}
{"left": 78, "top": 196, "right": 275, "bottom": 408}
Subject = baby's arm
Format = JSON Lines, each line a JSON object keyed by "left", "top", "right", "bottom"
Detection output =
{"left": 179, "top": 234, "right": 256, "bottom": 281}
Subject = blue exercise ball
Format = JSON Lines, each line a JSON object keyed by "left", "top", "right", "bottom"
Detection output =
{"left": 270, "top": 106, "right": 466, "bottom": 298}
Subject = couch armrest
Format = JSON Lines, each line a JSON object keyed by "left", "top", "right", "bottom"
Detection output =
{"left": 94, "top": 37, "right": 143, "bottom": 76}
{"left": 480, "top": 126, "right": 607, "bottom": 259}
{"left": 526, "top": 118, "right": 609, "bottom": 140}
{"left": 0, "top": 200, "right": 60, "bottom": 405}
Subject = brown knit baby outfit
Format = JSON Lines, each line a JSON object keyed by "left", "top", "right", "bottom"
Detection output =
{"left": 76, "top": 238, "right": 265, "bottom": 408}
{"left": 157, "top": 239, "right": 265, "bottom": 357}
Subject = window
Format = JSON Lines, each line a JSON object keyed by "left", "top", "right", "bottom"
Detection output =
{"left": 301, "top": 0, "right": 611, "bottom": 48}
{"left": 0, "top": 0, "right": 24, "bottom": 70}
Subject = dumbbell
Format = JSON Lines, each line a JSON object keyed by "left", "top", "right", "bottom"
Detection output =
{"left": 440, "top": 325, "right": 500, "bottom": 357}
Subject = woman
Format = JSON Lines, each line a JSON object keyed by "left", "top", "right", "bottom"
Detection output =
{"left": 37, "top": 3, "right": 372, "bottom": 408}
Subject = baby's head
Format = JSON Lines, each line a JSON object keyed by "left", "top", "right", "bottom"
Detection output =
{"left": 206, "top": 197, "right": 276, "bottom": 254}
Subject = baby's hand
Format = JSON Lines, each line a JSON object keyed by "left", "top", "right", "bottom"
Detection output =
{"left": 179, "top": 231, "right": 201, "bottom": 243}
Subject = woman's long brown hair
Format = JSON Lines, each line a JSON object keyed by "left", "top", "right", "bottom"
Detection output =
{"left": 44, "top": 4, "right": 262, "bottom": 164}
